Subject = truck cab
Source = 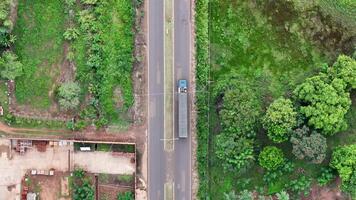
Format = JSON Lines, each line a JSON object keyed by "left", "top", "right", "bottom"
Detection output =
{"left": 178, "top": 79, "right": 187, "bottom": 93}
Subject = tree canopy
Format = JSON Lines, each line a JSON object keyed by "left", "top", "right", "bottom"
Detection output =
{"left": 330, "top": 144, "right": 356, "bottom": 196}
{"left": 0, "top": 51, "right": 23, "bottom": 80}
{"left": 263, "top": 97, "right": 297, "bottom": 143}
{"left": 290, "top": 126, "right": 327, "bottom": 164}
{"left": 293, "top": 74, "right": 351, "bottom": 135}
{"left": 215, "top": 134, "right": 255, "bottom": 171}
{"left": 328, "top": 55, "right": 356, "bottom": 89}
{"left": 258, "top": 146, "right": 285, "bottom": 171}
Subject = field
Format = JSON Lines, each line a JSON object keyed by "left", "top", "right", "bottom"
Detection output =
{"left": 13, "top": 0, "right": 66, "bottom": 109}
{"left": 196, "top": 0, "right": 356, "bottom": 199}
{"left": 1, "top": 0, "right": 138, "bottom": 130}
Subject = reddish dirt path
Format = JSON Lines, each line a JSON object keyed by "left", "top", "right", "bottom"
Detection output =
{"left": 0, "top": 122, "right": 145, "bottom": 144}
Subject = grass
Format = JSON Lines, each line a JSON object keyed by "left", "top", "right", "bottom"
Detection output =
{"left": 205, "top": 0, "right": 334, "bottom": 198}
{"left": 97, "top": 0, "right": 134, "bottom": 120}
{"left": 13, "top": 0, "right": 66, "bottom": 109}
{"left": 163, "top": 0, "right": 174, "bottom": 152}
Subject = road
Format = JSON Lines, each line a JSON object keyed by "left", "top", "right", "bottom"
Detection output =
{"left": 148, "top": 0, "right": 192, "bottom": 199}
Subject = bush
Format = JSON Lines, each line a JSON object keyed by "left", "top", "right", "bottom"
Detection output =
{"left": 263, "top": 97, "right": 297, "bottom": 143}
{"left": 57, "top": 82, "right": 81, "bottom": 110}
{"left": 117, "top": 191, "right": 133, "bottom": 200}
{"left": 290, "top": 126, "right": 327, "bottom": 163}
{"left": 286, "top": 175, "right": 311, "bottom": 196}
{"left": 215, "top": 134, "right": 254, "bottom": 171}
{"left": 63, "top": 28, "right": 79, "bottom": 41}
{"left": 0, "top": 51, "right": 23, "bottom": 80}
{"left": 216, "top": 74, "right": 262, "bottom": 138}
{"left": 317, "top": 167, "right": 336, "bottom": 186}
{"left": 259, "top": 146, "right": 285, "bottom": 171}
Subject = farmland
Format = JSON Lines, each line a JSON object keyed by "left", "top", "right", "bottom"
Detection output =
{"left": 195, "top": 0, "right": 356, "bottom": 199}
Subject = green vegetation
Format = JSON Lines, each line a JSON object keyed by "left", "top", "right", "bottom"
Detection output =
{"left": 194, "top": 0, "right": 210, "bottom": 197}
{"left": 196, "top": 0, "right": 356, "bottom": 199}
{"left": 294, "top": 73, "right": 351, "bottom": 135}
{"left": 73, "top": 0, "right": 135, "bottom": 124}
{"left": 57, "top": 82, "right": 81, "bottom": 111}
{"left": 70, "top": 168, "right": 94, "bottom": 200}
{"left": 0, "top": 51, "right": 23, "bottom": 81}
{"left": 290, "top": 126, "right": 327, "bottom": 164}
{"left": 13, "top": 0, "right": 66, "bottom": 109}
{"left": 263, "top": 98, "right": 297, "bottom": 143}
{"left": 330, "top": 144, "right": 356, "bottom": 197}
{"left": 117, "top": 192, "right": 134, "bottom": 200}
{"left": 258, "top": 146, "right": 286, "bottom": 171}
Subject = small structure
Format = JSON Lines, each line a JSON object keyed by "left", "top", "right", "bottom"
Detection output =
{"left": 80, "top": 147, "right": 91, "bottom": 151}
{"left": 26, "top": 193, "right": 37, "bottom": 200}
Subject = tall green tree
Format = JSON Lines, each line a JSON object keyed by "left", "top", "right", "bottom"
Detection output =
{"left": 263, "top": 97, "right": 297, "bottom": 143}
{"left": 0, "top": 51, "right": 23, "bottom": 80}
{"left": 328, "top": 55, "right": 356, "bottom": 89}
{"left": 294, "top": 74, "right": 351, "bottom": 135}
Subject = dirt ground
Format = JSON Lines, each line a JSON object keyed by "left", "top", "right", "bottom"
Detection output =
{"left": 27, "top": 172, "right": 71, "bottom": 200}
{"left": 0, "top": 138, "right": 135, "bottom": 199}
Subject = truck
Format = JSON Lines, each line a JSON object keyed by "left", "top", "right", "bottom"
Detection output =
{"left": 178, "top": 79, "right": 188, "bottom": 138}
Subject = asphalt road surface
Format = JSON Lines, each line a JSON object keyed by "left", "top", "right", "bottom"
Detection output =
{"left": 148, "top": 0, "right": 192, "bottom": 199}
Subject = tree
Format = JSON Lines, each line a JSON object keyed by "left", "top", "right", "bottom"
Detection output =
{"left": 294, "top": 74, "right": 351, "bottom": 135}
{"left": 330, "top": 144, "right": 356, "bottom": 196}
{"left": 290, "top": 126, "right": 327, "bottom": 163}
{"left": 215, "top": 134, "right": 255, "bottom": 171}
{"left": 276, "top": 191, "right": 290, "bottom": 200}
{"left": 220, "top": 85, "right": 262, "bottom": 138}
{"left": 57, "top": 82, "right": 81, "bottom": 110}
{"left": 259, "top": 146, "right": 285, "bottom": 171}
{"left": 328, "top": 55, "right": 356, "bottom": 89}
{"left": 215, "top": 74, "right": 262, "bottom": 138}
{"left": 0, "top": 51, "right": 23, "bottom": 80}
{"left": 263, "top": 98, "right": 297, "bottom": 143}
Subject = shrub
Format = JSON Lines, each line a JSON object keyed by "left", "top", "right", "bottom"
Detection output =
{"left": 259, "top": 146, "right": 285, "bottom": 171}
{"left": 63, "top": 28, "right": 79, "bottom": 41}
{"left": 263, "top": 97, "right": 297, "bottom": 143}
{"left": 0, "top": 51, "right": 23, "bottom": 80}
{"left": 57, "top": 82, "right": 81, "bottom": 110}
{"left": 215, "top": 134, "right": 254, "bottom": 171}
{"left": 286, "top": 175, "right": 311, "bottom": 196}
{"left": 117, "top": 191, "right": 133, "bottom": 200}
{"left": 317, "top": 167, "right": 336, "bottom": 186}
{"left": 276, "top": 190, "right": 290, "bottom": 200}
{"left": 218, "top": 76, "right": 262, "bottom": 138}
{"left": 290, "top": 126, "right": 327, "bottom": 163}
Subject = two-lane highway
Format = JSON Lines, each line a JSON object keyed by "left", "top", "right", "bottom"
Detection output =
{"left": 148, "top": 0, "right": 192, "bottom": 199}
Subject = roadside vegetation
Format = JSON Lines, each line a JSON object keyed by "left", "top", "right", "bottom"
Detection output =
{"left": 0, "top": 0, "right": 141, "bottom": 131}
{"left": 195, "top": 0, "right": 356, "bottom": 199}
